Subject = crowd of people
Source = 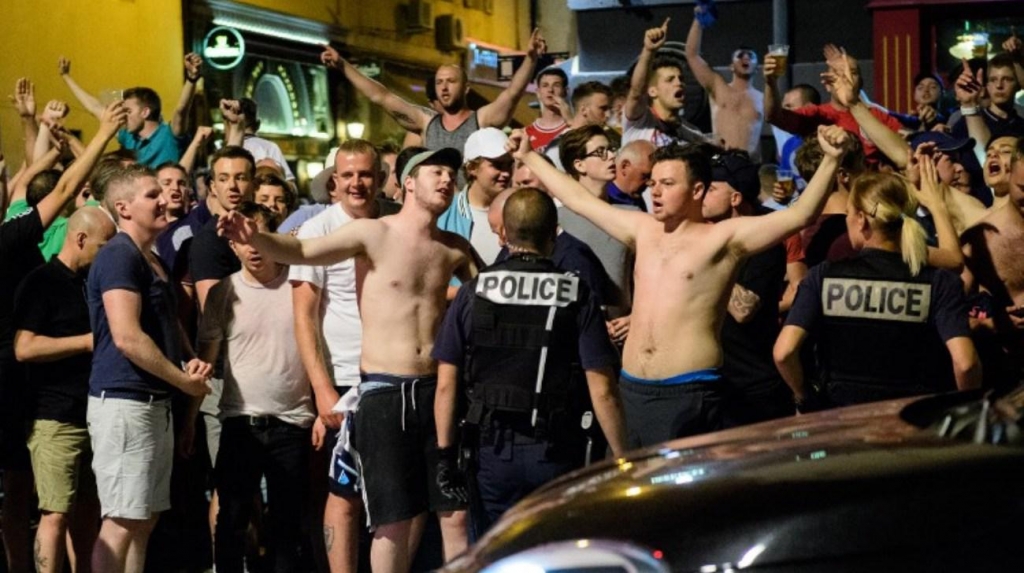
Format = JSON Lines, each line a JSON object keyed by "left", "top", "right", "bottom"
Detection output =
{"left": 1, "top": 5, "right": 1024, "bottom": 573}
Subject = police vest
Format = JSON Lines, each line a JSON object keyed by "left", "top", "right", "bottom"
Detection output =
{"left": 815, "top": 250, "right": 956, "bottom": 405}
{"left": 466, "top": 255, "right": 585, "bottom": 432}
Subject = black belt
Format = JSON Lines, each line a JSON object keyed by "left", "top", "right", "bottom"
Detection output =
{"left": 89, "top": 389, "right": 171, "bottom": 403}
{"left": 225, "top": 415, "right": 285, "bottom": 429}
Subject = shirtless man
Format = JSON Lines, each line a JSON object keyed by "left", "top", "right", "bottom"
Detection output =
{"left": 961, "top": 140, "right": 1024, "bottom": 378}
{"left": 507, "top": 125, "right": 849, "bottom": 447}
{"left": 320, "top": 31, "right": 546, "bottom": 155}
{"left": 218, "top": 148, "right": 477, "bottom": 573}
{"left": 622, "top": 18, "right": 706, "bottom": 148}
{"left": 685, "top": 6, "right": 764, "bottom": 159}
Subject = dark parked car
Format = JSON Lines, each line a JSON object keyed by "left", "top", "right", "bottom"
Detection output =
{"left": 443, "top": 388, "right": 1024, "bottom": 572}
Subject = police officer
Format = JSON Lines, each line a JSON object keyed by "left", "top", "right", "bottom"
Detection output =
{"left": 774, "top": 165, "right": 982, "bottom": 409}
{"left": 432, "top": 187, "right": 628, "bottom": 535}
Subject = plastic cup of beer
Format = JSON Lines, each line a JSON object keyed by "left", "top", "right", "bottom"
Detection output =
{"left": 768, "top": 44, "right": 790, "bottom": 74}
{"left": 99, "top": 89, "right": 124, "bottom": 107}
{"left": 776, "top": 169, "right": 796, "bottom": 204}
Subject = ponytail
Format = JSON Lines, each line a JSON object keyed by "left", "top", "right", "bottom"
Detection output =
{"left": 849, "top": 173, "right": 929, "bottom": 276}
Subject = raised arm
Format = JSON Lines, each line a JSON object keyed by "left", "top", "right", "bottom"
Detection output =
{"left": 180, "top": 126, "right": 212, "bottom": 174}
{"left": 684, "top": 11, "right": 724, "bottom": 93}
{"left": 170, "top": 53, "right": 202, "bottom": 137}
{"left": 913, "top": 153, "right": 964, "bottom": 273}
{"left": 219, "top": 209, "right": 371, "bottom": 266}
{"left": 1002, "top": 32, "right": 1024, "bottom": 92}
{"left": 36, "top": 101, "right": 127, "bottom": 228}
{"left": 624, "top": 18, "right": 670, "bottom": 122}
{"left": 953, "top": 59, "right": 990, "bottom": 167}
{"left": 219, "top": 100, "right": 245, "bottom": 146}
{"left": 321, "top": 45, "right": 433, "bottom": 134}
{"left": 58, "top": 57, "right": 105, "bottom": 119}
{"left": 9, "top": 78, "right": 40, "bottom": 167}
{"left": 478, "top": 29, "right": 546, "bottom": 128}
{"left": 824, "top": 45, "right": 909, "bottom": 169}
{"left": 508, "top": 129, "right": 646, "bottom": 248}
{"left": 762, "top": 54, "right": 815, "bottom": 135}
{"left": 722, "top": 125, "right": 845, "bottom": 256}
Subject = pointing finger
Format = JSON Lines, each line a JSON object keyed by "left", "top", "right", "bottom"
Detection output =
{"left": 661, "top": 17, "right": 671, "bottom": 30}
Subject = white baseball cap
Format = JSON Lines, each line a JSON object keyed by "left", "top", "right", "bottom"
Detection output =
{"left": 463, "top": 128, "right": 510, "bottom": 163}
{"left": 309, "top": 147, "right": 338, "bottom": 204}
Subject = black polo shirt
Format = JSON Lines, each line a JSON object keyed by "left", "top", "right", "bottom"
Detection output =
{"left": 13, "top": 257, "right": 92, "bottom": 425}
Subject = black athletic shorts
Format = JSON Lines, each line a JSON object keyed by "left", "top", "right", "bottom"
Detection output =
{"left": 354, "top": 374, "right": 466, "bottom": 528}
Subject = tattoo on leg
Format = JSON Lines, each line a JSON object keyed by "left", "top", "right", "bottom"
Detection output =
{"left": 35, "top": 538, "right": 48, "bottom": 571}
{"left": 323, "top": 525, "right": 335, "bottom": 552}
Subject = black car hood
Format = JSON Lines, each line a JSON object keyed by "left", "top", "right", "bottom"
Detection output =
{"left": 451, "top": 393, "right": 1024, "bottom": 572}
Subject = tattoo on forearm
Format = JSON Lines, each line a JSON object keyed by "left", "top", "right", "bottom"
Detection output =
{"left": 323, "top": 525, "right": 335, "bottom": 552}
{"left": 393, "top": 111, "right": 418, "bottom": 131}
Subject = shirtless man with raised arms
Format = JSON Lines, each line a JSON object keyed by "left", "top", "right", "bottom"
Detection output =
{"left": 218, "top": 148, "right": 477, "bottom": 573}
{"left": 685, "top": 4, "right": 764, "bottom": 159}
{"left": 507, "top": 125, "right": 849, "bottom": 447}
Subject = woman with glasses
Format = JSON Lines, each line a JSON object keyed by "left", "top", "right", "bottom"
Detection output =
{"left": 774, "top": 157, "right": 981, "bottom": 411}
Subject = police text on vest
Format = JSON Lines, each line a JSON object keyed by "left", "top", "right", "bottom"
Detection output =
{"left": 822, "top": 278, "right": 931, "bottom": 323}
{"left": 476, "top": 271, "right": 579, "bottom": 308}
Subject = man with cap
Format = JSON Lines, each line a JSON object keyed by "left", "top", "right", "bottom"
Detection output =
{"left": 433, "top": 187, "right": 628, "bottom": 536}
{"left": 438, "top": 127, "right": 514, "bottom": 266}
{"left": 219, "top": 147, "right": 478, "bottom": 571}
{"left": 702, "top": 151, "right": 791, "bottom": 423}
{"left": 285, "top": 139, "right": 397, "bottom": 571}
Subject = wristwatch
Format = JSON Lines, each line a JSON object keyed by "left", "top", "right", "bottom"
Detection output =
{"left": 960, "top": 106, "right": 980, "bottom": 116}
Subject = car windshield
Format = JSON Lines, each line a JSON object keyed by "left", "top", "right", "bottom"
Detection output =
{"left": 903, "top": 385, "right": 1024, "bottom": 445}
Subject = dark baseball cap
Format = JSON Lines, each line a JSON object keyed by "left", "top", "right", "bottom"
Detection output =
{"left": 909, "top": 131, "right": 974, "bottom": 155}
{"left": 711, "top": 152, "right": 761, "bottom": 204}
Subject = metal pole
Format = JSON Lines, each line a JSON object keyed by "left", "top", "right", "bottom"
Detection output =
{"left": 773, "top": 0, "right": 790, "bottom": 90}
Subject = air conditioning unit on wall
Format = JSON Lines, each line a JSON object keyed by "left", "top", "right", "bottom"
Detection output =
{"left": 435, "top": 15, "right": 465, "bottom": 51}
{"left": 406, "top": 0, "right": 434, "bottom": 32}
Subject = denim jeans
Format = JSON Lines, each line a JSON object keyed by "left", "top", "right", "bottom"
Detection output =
{"left": 214, "top": 416, "right": 310, "bottom": 573}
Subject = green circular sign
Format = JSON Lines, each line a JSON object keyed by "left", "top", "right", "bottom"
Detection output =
{"left": 203, "top": 26, "right": 245, "bottom": 71}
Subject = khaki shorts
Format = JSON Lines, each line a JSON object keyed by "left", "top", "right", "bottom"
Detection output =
{"left": 27, "top": 420, "right": 95, "bottom": 513}
{"left": 87, "top": 395, "right": 173, "bottom": 520}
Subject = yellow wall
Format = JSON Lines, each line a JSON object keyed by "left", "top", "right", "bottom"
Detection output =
{"left": 236, "top": 0, "right": 531, "bottom": 67}
{"left": 0, "top": 0, "right": 185, "bottom": 168}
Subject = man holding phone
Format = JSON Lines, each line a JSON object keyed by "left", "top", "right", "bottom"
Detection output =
{"left": 59, "top": 53, "right": 203, "bottom": 168}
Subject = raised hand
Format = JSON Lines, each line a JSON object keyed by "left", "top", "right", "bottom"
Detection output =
{"left": 41, "top": 100, "right": 69, "bottom": 125}
{"left": 644, "top": 17, "right": 671, "bottom": 52}
{"left": 548, "top": 95, "right": 573, "bottom": 120}
{"left": 527, "top": 28, "right": 548, "bottom": 59}
{"left": 1003, "top": 27, "right": 1023, "bottom": 54}
{"left": 219, "top": 99, "right": 242, "bottom": 123}
{"left": 99, "top": 100, "right": 128, "bottom": 135}
{"left": 817, "top": 124, "right": 850, "bottom": 158}
{"left": 954, "top": 58, "right": 984, "bottom": 107}
{"left": 320, "top": 44, "right": 346, "bottom": 69}
{"left": 192, "top": 125, "right": 213, "bottom": 143}
{"left": 822, "top": 45, "right": 859, "bottom": 108}
{"left": 184, "top": 52, "right": 203, "bottom": 82}
{"left": 217, "top": 209, "right": 258, "bottom": 244}
{"left": 9, "top": 78, "right": 36, "bottom": 119}
{"left": 763, "top": 54, "right": 782, "bottom": 79}
{"left": 57, "top": 57, "right": 71, "bottom": 76}
{"left": 914, "top": 152, "right": 947, "bottom": 211}
{"left": 506, "top": 128, "right": 532, "bottom": 160}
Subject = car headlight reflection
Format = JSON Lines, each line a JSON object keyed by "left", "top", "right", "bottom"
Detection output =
{"left": 479, "top": 539, "right": 670, "bottom": 573}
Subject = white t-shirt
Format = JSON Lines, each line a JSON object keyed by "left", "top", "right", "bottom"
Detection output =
{"left": 199, "top": 269, "right": 315, "bottom": 427}
{"left": 470, "top": 205, "right": 501, "bottom": 265}
{"left": 243, "top": 135, "right": 296, "bottom": 181}
{"left": 621, "top": 107, "right": 705, "bottom": 148}
{"left": 288, "top": 204, "right": 362, "bottom": 387}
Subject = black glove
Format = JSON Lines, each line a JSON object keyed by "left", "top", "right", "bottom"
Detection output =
{"left": 436, "top": 446, "right": 469, "bottom": 505}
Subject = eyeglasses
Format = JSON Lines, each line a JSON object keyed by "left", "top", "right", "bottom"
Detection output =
{"left": 583, "top": 146, "right": 617, "bottom": 159}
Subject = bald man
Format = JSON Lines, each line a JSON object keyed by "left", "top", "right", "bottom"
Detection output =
{"left": 608, "top": 140, "right": 655, "bottom": 211}
{"left": 490, "top": 188, "right": 616, "bottom": 310}
{"left": 13, "top": 206, "right": 116, "bottom": 573}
